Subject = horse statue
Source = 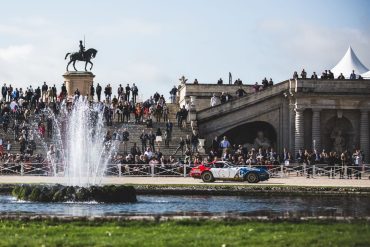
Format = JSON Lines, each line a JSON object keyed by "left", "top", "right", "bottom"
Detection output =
{"left": 65, "top": 48, "right": 98, "bottom": 72}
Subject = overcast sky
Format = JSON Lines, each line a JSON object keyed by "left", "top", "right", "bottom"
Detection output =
{"left": 0, "top": 0, "right": 369, "bottom": 99}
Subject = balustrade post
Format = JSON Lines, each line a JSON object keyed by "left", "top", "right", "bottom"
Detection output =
{"left": 151, "top": 164, "right": 155, "bottom": 177}
{"left": 280, "top": 164, "right": 284, "bottom": 178}
{"left": 21, "top": 163, "right": 24, "bottom": 176}
{"left": 312, "top": 165, "right": 316, "bottom": 178}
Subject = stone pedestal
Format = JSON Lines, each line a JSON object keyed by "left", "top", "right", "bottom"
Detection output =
{"left": 63, "top": 71, "right": 95, "bottom": 98}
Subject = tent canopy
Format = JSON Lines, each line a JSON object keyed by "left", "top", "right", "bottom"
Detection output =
{"left": 331, "top": 46, "right": 369, "bottom": 78}
{"left": 362, "top": 70, "right": 370, "bottom": 79}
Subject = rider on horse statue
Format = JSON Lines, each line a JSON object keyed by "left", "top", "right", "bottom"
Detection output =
{"left": 79, "top": 40, "right": 85, "bottom": 59}
{"left": 65, "top": 40, "right": 97, "bottom": 71}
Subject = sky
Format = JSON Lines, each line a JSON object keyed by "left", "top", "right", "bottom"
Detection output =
{"left": 0, "top": 0, "right": 369, "bottom": 99}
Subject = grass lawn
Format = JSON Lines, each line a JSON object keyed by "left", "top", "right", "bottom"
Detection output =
{"left": 0, "top": 219, "right": 369, "bottom": 247}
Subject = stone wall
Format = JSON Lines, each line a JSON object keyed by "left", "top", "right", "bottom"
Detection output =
{"left": 194, "top": 78, "right": 370, "bottom": 161}
{"left": 178, "top": 83, "right": 255, "bottom": 111}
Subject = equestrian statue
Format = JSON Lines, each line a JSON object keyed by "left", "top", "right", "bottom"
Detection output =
{"left": 65, "top": 40, "right": 98, "bottom": 72}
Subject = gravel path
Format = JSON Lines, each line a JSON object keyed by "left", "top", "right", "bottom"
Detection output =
{"left": 1, "top": 176, "right": 370, "bottom": 187}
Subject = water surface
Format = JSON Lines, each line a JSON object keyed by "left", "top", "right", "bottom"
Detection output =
{"left": 1, "top": 195, "right": 369, "bottom": 217}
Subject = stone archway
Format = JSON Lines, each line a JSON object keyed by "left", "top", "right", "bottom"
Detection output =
{"left": 220, "top": 121, "right": 277, "bottom": 150}
{"left": 323, "top": 116, "right": 354, "bottom": 153}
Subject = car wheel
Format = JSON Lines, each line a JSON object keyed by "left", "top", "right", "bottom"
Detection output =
{"left": 201, "top": 171, "right": 215, "bottom": 183}
{"left": 245, "top": 172, "right": 260, "bottom": 183}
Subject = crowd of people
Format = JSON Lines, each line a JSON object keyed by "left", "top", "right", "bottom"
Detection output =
{"left": 209, "top": 77, "right": 274, "bottom": 107}
{"left": 293, "top": 69, "right": 365, "bottom": 80}
{"left": 0, "top": 80, "right": 194, "bottom": 174}
{"left": 203, "top": 135, "right": 366, "bottom": 179}
{"left": 0, "top": 77, "right": 368, "bottom": 178}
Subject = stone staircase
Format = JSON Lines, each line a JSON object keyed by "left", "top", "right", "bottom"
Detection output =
{"left": 0, "top": 103, "right": 193, "bottom": 160}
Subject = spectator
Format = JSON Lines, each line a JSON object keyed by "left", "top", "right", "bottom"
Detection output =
{"left": 155, "top": 128, "right": 162, "bottom": 149}
{"left": 96, "top": 83, "right": 102, "bottom": 101}
{"left": 219, "top": 136, "right": 231, "bottom": 154}
{"left": 210, "top": 93, "right": 220, "bottom": 107}
{"left": 220, "top": 92, "right": 226, "bottom": 104}
{"left": 148, "top": 130, "right": 156, "bottom": 152}
{"left": 262, "top": 77, "right": 268, "bottom": 88}
{"left": 193, "top": 79, "right": 199, "bottom": 84}
{"left": 338, "top": 73, "right": 345, "bottom": 80}
{"left": 328, "top": 70, "right": 334, "bottom": 79}
{"left": 236, "top": 86, "right": 247, "bottom": 97}
{"left": 1, "top": 83, "right": 7, "bottom": 101}
{"left": 217, "top": 78, "right": 223, "bottom": 84}
{"left": 191, "top": 130, "right": 199, "bottom": 153}
{"left": 90, "top": 84, "right": 95, "bottom": 101}
{"left": 173, "top": 137, "right": 185, "bottom": 155}
{"left": 132, "top": 83, "right": 138, "bottom": 103}
{"left": 268, "top": 78, "right": 274, "bottom": 86}
{"left": 41, "top": 82, "right": 48, "bottom": 101}
{"left": 164, "top": 128, "right": 171, "bottom": 148}
{"left": 117, "top": 84, "right": 124, "bottom": 101}
{"left": 350, "top": 70, "right": 356, "bottom": 80}
{"left": 301, "top": 69, "right": 307, "bottom": 79}
{"left": 253, "top": 82, "right": 260, "bottom": 92}
{"left": 125, "top": 84, "right": 131, "bottom": 101}
{"left": 122, "top": 128, "right": 129, "bottom": 154}
{"left": 169, "top": 86, "right": 178, "bottom": 104}
{"left": 139, "top": 130, "right": 148, "bottom": 153}
{"left": 292, "top": 71, "right": 298, "bottom": 79}
{"left": 311, "top": 72, "right": 318, "bottom": 79}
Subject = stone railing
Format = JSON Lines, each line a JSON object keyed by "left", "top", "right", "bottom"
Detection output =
{"left": 196, "top": 80, "right": 290, "bottom": 122}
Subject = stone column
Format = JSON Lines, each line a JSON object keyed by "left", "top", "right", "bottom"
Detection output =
{"left": 294, "top": 108, "right": 304, "bottom": 156}
{"left": 289, "top": 100, "right": 295, "bottom": 154}
{"left": 312, "top": 108, "right": 321, "bottom": 151}
{"left": 360, "top": 110, "right": 369, "bottom": 163}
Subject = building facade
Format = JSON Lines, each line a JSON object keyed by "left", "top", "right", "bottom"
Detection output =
{"left": 178, "top": 79, "right": 370, "bottom": 162}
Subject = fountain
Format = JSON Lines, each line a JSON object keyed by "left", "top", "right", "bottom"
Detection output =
{"left": 40, "top": 96, "right": 118, "bottom": 187}
{"left": 13, "top": 96, "right": 137, "bottom": 203}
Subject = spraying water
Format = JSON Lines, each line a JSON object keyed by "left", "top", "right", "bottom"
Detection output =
{"left": 40, "top": 97, "right": 118, "bottom": 187}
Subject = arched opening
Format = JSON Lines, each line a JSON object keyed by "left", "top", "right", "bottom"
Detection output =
{"left": 220, "top": 121, "right": 277, "bottom": 150}
{"left": 323, "top": 116, "right": 354, "bottom": 153}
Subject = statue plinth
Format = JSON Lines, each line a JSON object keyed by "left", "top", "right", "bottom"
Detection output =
{"left": 63, "top": 71, "right": 95, "bottom": 98}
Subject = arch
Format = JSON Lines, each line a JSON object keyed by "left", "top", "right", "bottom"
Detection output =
{"left": 220, "top": 121, "right": 277, "bottom": 149}
{"left": 322, "top": 116, "right": 354, "bottom": 152}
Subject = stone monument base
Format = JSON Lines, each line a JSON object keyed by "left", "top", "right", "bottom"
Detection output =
{"left": 63, "top": 71, "right": 95, "bottom": 98}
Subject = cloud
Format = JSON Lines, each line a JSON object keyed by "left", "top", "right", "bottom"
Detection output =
{"left": 253, "top": 19, "right": 370, "bottom": 77}
{"left": 0, "top": 44, "right": 33, "bottom": 61}
{"left": 93, "top": 18, "right": 162, "bottom": 37}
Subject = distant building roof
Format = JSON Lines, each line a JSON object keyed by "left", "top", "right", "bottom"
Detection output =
{"left": 331, "top": 46, "right": 369, "bottom": 78}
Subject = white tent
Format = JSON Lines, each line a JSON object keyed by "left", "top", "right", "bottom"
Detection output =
{"left": 331, "top": 46, "right": 369, "bottom": 78}
{"left": 362, "top": 70, "right": 370, "bottom": 79}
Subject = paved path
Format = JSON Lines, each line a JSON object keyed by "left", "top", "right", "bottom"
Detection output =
{"left": 1, "top": 176, "right": 370, "bottom": 187}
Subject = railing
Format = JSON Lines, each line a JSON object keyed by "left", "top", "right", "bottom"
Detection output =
{"left": 265, "top": 163, "right": 370, "bottom": 179}
{"left": 1, "top": 162, "right": 369, "bottom": 179}
{"left": 0, "top": 162, "right": 191, "bottom": 177}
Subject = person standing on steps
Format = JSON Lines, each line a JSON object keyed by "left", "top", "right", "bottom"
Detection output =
{"left": 169, "top": 86, "right": 177, "bottom": 104}
{"left": 125, "top": 84, "right": 131, "bottom": 102}
{"left": 148, "top": 130, "right": 156, "bottom": 152}
{"left": 173, "top": 137, "right": 185, "bottom": 156}
{"left": 96, "top": 83, "right": 102, "bottom": 102}
{"left": 140, "top": 130, "right": 148, "bottom": 153}
{"left": 90, "top": 83, "right": 95, "bottom": 101}
{"left": 122, "top": 128, "right": 129, "bottom": 154}
{"left": 132, "top": 83, "right": 138, "bottom": 103}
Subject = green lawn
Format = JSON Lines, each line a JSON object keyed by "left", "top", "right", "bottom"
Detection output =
{"left": 0, "top": 220, "right": 369, "bottom": 247}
